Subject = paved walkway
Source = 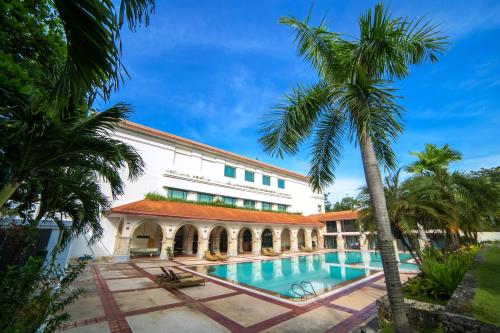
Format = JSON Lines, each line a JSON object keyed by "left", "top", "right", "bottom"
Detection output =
{"left": 59, "top": 255, "right": 412, "bottom": 333}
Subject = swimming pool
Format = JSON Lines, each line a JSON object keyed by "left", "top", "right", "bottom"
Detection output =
{"left": 190, "top": 251, "right": 418, "bottom": 300}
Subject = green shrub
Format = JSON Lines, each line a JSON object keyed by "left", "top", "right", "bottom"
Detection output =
{"left": 405, "top": 247, "right": 477, "bottom": 301}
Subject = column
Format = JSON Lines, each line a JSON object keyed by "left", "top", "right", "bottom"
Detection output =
{"left": 113, "top": 217, "right": 134, "bottom": 262}
{"left": 160, "top": 238, "right": 174, "bottom": 260}
{"left": 359, "top": 233, "right": 368, "bottom": 251}
{"left": 114, "top": 237, "right": 131, "bottom": 262}
{"left": 317, "top": 232, "right": 325, "bottom": 249}
{"left": 290, "top": 229, "right": 299, "bottom": 252}
{"left": 252, "top": 233, "right": 262, "bottom": 255}
{"left": 197, "top": 238, "right": 209, "bottom": 258}
{"left": 273, "top": 229, "right": 282, "bottom": 254}
{"left": 227, "top": 238, "right": 238, "bottom": 257}
{"left": 336, "top": 220, "right": 342, "bottom": 233}
{"left": 305, "top": 231, "right": 313, "bottom": 249}
{"left": 336, "top": 234, "right": 345, "bottom": 251}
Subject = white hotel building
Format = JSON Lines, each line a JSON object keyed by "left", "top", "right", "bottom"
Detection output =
{"left": 69, "top": 121, "right": 363, "bottom": 261}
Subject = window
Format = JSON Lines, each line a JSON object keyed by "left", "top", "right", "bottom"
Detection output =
{"left": 243, "top": 199, "right": 255, "bottom": 209}
{"left": 326, "top": 221, "right": 337, "bottom": 233}
{"left": 261, "top": 202, "right": 272, "bottom": 211}
{"left": 224, "top": 165, "right": 236, "bottom": 178}
{"left": 197, "top": 193, "right": 214, "bottom": 203}
{"left": 222, "top": 196, "right": 236, "bottom": 206}
{"left": 168, "top": 188, "right": 187, "bottom": 200}
{"left": 262, "top": 175, "right": 271, "bottom": 186}
{"left": 245, "top": 170, "right": 254, "bottom": 182}
{"left": 277, "top": 204, "right": 287, "bottom": 212}
{"left": 277, "top": 178, "right": 285, "bottom": 189}
{"left": 317, "top": 204, "right": 322, "bottom": 212}
{"left": 341, "top": 220, "right": 357, "bottom": 232}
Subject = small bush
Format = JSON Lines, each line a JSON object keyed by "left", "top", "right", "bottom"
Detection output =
{"left": 405, "top": 247, "right": 477, "bottom": 301}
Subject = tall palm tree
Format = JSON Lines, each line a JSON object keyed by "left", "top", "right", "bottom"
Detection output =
{"left": 407, "top": 145, "right": 500, "bottom": 248}
{"left": 357, "top": 169, "right": 454, "bottom": 265}
{"left": 260, "top": 4, "right": 446, "bottom": 331}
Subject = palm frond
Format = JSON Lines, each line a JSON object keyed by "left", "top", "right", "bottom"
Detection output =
{"left": 118, "top": 0, "right": 155, "bottom": 31}
{"left": 308, "top": 109, "right": 346, "bottom": 192}
{"left": 259, "top": 81, "right": 331, "bottom": 158}
{"left": 279, "top": 16, "right": 353, "bottom": 82}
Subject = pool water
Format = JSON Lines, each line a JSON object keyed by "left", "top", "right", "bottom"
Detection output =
{"left": 192, "top": 251, "right": 417, "bottom": 299}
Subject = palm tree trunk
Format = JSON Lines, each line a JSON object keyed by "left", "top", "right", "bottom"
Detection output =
{"left": 0, "top": 182, "right": 20, "bottom": 208}
{"left": 359, "top": 134, "right": 410, "bottom": 332}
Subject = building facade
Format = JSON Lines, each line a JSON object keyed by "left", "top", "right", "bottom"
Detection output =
{"left": 69, "top": 121, "right": 326, "bottom": 261}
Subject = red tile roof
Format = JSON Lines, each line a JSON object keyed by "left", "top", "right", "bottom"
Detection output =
{"left": 109, "top": 200, "right": 322, "bottom": 226}
{"left": 119, "top": 121, "right": 309, "bottom": 181}
{"left": 309, "top": 210, "right": 358, "bottom": 222}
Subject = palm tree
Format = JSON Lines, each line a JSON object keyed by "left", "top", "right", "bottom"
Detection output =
{"left": 51, "top": 0, "right": 155, "bottom": 105}
{"left": 407, "top": 144, "right": 462, "bottom": 176}
{"left": 0, "top": 104, "right": 144, "bottom": 208}
{"left": 260, "top": 4, "right": 446, "bottom": 331}
{"left": 406, "top": 145, "right": 500, "bottom": 248}
{"left": 357, "top": 169, "right": 454, "bottom": 265}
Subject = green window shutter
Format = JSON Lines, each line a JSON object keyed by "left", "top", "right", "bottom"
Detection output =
{"left": 277, "top": 204, "right": 287, "bottom": 212}
{"left": 224, "top": 165, "right": 236, "bottom": 178}
{"left": 243, "top": 199, "right": 255, "bottom": 209}
{"left": 223, "top": 196, "right": 236, "bottom": 206}
{"left": 245, "top": 170, "right": 254, "bottom": 182}
{"left": 262, "top": 202, "right": 272, "bottom": 211}
{"left": 278, "top": 179, "right": 285, "bottom": 189}
{"left": 197, "top": 193, "right": 214, "bottom": 203}
{"left": 262, "top": 175, "right": 271, "bottom": 186}
{"left": 168, "top": 189, "right": 187, "bottom": 200}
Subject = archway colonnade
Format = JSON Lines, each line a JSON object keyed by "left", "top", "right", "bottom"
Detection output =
{"left": 112, "top": 216, "right": 324, "bottom": 261}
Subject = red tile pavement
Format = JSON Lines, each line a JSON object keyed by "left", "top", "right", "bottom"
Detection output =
{"left": 91, "top": 265, "right": 133, "bottom": 333}
{"left": 59, "top": 259, "right": 393, "bottom": 333}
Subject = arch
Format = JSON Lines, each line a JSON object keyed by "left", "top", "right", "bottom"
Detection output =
{"left": 173, "top": 224, "right": 200, "bottom": 256}
{"left": 297, "top": 228, "right": 306, "bottom": 248}
{"left": 311, "top": 229, "right": 320, "bottom": 249}
{"left": 261, "top": 228, "right": 273, "bottom": 249}
{"left": 209, "top": 225, "right": 229, "bottom": 254}
{"left": 237, "top": 227, "right": 254, "bottom": 253}
{"left": 130, "top": 220, "right": 163, "bottom": 258}
{"left": 281, "top": 228, "right": 291, "bottom": 252}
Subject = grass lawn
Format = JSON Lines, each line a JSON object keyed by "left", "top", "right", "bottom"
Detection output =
{"left": 472, "top": 243, "right": 500, "bottom": 326}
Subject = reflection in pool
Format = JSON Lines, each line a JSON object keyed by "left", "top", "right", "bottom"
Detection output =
{"left": 190, "top": 251, "right": 418, "bottom": 299}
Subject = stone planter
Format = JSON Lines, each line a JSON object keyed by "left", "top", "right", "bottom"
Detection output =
{"left": 376, "top": 296, "right": 446, "bottom": 332}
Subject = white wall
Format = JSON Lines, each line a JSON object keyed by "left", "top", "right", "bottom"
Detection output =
{"left": 100, "top": 127, "right": 323, "bottom": 215}
{"left": 477, "top": 232, "right": 500, "bottom": 242}
{"left": 69, "top": 125, "right": 325, "bottom": 259}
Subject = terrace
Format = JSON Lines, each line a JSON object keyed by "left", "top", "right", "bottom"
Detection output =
{"left": 59, "top": 252, "right": 414, "bottom": 333}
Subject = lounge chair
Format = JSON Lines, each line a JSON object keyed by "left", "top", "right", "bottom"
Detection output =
{"left": 204, "top": 250, "right": 218, "bottom": 261}
{"left": 160, "top": 276, "right": 206, "bottom": 288}
{"left": 155, "top": 267, "right": 191, "bottom": 283}
{"left": 214, "top": 250, "right": 229, "bottom": 261}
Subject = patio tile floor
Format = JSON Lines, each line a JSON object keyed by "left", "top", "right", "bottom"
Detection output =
{"left": 58, "top": 255, "right": 414, "bottom": 333}
{"left": 204, "top": 293, "right": 290, "bottom": 327}
{"left": 114, "top": 288, "right": 181, "bottom": 312}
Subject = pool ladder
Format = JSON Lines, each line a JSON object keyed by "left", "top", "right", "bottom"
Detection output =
{"left": 290, "top": 281, "right": 317, "bottom": 300}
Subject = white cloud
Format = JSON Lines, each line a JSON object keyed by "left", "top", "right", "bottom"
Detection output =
{"left": 325, "top": 177, "right": 366, "bottom": 203}
{"left": 453, "top": 154, "right": 500, "bottom": 172}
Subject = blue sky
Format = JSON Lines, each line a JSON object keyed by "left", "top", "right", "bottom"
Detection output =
{"left": 99, "top": 0, "right": 500, "bottom": 202}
